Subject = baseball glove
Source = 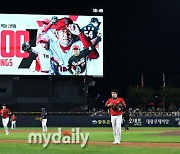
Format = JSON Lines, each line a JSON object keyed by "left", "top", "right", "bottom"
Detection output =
{"left": 1, "top": 109, "right": 10, "bottom": 117}
{"left": 22, "top": 42, "right": 32, "bottom": 53}
{"left": 2, "top": 109, "right": 9, "bottom": 115}
{"left": 112, "top": 103, "right": 123, "bottom": 111}
{"left": 35, "top": 116, "right": 42, "bottom": 121}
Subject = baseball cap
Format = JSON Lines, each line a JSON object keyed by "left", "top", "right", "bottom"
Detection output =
{"left": 56, "top": 17, "right": 73, "bottom": 31}
{"left": 72, "top": 45, "right": 80, "bottom": 50}
{"left": 91, "top": 17, "right": 100, "bottom": 23}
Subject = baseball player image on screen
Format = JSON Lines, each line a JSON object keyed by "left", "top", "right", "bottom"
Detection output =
{"left": 81, "top": 17, "right": 101, "bottom": 41}
{"left": 81, "top": 17, "right": 102, "bottom": 75}
{"left": 22, "top": 37, "right": 61, "bottom": 75}
{"left": 67, "top": 35, "right": 101, "bottom": 75}
{"left": 0, "top": 104, "right": 11, "bottom": 135}
{"left": 36, "top": 16, "right": 58, "bottom": 45}
{"left": 41, "top": 17, "right": 99, "bottom": 75}
{"left": 67, "top": 45, "right": 92, "bottom": 75}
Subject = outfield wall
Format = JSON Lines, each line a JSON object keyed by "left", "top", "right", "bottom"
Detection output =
{"left": 1, "top": 116, "right": 180, "bottom": 127}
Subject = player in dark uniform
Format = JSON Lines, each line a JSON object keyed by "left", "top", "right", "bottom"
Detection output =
{"left": 67, "top": 45, "right": 92, "bottom": 75}
{"left": 67, "top": 36, "right": 101, "bottom": 75}
{"left": 40, "top": 108, "right": 48, "bottom": 132}
{"left": 81, "top": 17, "right": 101, "bottom": 41}
{"left": 123, "top": 109, "right": 131, "bottom": 131}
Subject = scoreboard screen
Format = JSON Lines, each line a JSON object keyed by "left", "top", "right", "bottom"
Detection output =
{"left": 0, "top": 14, "right": 103, "bottom": 77}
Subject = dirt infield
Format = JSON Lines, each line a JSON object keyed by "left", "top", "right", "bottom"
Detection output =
{"left": 157, "top": 130, "right": 180, "bottom": 136}
{"left": 87, "top": 141, "right": 180, "bottom": 148}
{"left": 0, "top": 139, "right": 180, "bottom": 148}
{"left": 0, "top": 129, "right": 180, "bottom": 148}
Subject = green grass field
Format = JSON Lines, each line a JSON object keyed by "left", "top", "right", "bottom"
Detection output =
{"left": 0, "top": 127, "right": 180, "bottom": 154}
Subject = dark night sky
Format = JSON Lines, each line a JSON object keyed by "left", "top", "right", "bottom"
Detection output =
{"left": 95, "top": 0, "right": 180, "bottom": 97}
{"left": 2, "top": 0, "right": 180, "bottom": 97}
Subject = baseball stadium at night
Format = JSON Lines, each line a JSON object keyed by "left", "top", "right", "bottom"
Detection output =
{"left": 0, "top": 0, "right": 180, "bottom": 153}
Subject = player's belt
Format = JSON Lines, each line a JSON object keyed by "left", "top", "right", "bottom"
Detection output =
{"left": 2, "top": 117, "right": 9, "bottom": 118}
{"left": 59, "top": 66, "right": 68, "bottom": 72}
{"left": 111, "top": 114, "right": 121, "bottom": 116}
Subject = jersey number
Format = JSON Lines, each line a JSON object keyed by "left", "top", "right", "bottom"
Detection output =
{"left": 83, "top": 30, "right": 94, "bottom": 39}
